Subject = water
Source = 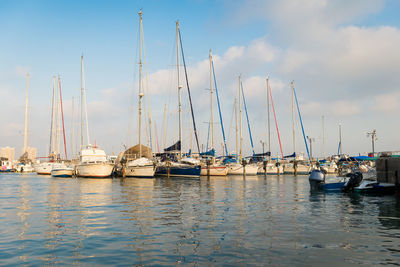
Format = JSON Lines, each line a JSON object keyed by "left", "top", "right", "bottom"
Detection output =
{"left": 0, "top": 173, "right": 399, "bottom": 266}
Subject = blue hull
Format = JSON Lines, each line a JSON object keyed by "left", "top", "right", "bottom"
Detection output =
{"left": 321, "top": 182, "right": 346, "bottom": 191}
{"left": 155, "top": 165, "right": 201, "bottom": 178}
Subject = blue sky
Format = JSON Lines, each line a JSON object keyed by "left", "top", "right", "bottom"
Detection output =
{"left": 1, "top": 0, "right": 400, "bottom": 159}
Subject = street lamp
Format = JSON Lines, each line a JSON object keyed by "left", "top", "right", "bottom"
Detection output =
{"left": 366, "top": 129, "right": 377, "bottom": 155}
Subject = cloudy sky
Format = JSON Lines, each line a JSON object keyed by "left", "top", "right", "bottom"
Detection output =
{"left": 1, "top": 0, "right": 399, "bottom": 159}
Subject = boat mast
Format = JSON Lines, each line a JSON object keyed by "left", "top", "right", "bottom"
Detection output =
{"left": 267, "top": 78, "right": 271, "bottom": 159}
{"left": 58, "top": 75, "right": 68, "bottom": 160}
{"left": 23, "top": 73, "right": 29, "bottom": 154}
{"left": 56, "top": 76, "right": 61, "bottom": 158}
{"left": 49, "top": 76, "right": 56, "bottom": 157}
{"left": 71, "top": 96, "right": 75, "bottom": 159}
{"left": 235, "top": 97, "right": 238, "bottom": 162}
{"left": 239, "top": 75, "right": 243, "bottom": 162}
{"left": 176, "top": 21, "right": 182, "bottom": 158}
{"left": 138, "top": 10, "right": 143, "bottom": 158}
{"left": 322, "top": 115, "right": 325, "bottom": 158}
{"left": 291, "top": 81, "right": 296, "bottom": 156}
{"left": 81, "top": 55, "right": 90, "bottom": 147}
{"left": 209, "top": 49, "right": 214, "bottom": 151}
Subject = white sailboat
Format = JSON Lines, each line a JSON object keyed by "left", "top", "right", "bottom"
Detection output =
{"left": 228, "top": 75, "right": 257, "bottom": 175}
{"left": 200, "top": 49, "right": 228, "bottom": 176}
{"left": 18, "top": 73, "right": 35, "bottom": 173}
{"left": 124, "top": 10, "right": 155, "bottom": 178}
{"left": 75, "top": 56, "right": 114, "bottom": 178}
{"left": 283, "top": 81, "right": 311, "bottom": 175}
{"left": 36, "top": 76, "right": 60, "bottom": 175}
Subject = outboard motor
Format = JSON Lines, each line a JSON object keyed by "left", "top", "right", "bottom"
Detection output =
{"left": 342, "top": 171, "right": 363, "bottom": 192}
{"left": 309, "top": 169, "right": 325, "bottom": 190}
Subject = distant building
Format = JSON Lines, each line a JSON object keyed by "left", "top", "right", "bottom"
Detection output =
{"left": 0, "top": 147, "right": 15, "bottom": 162}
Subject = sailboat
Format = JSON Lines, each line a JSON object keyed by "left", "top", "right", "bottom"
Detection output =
{"left": 35, "top": 77, "right": 58, "bottom": 175}
{"left": 257, "top": 78, "right": 283, "bottom": 175}
{"left": 17, "top": 73, "right": 35, "bottom": 173}
{"left": 124, "top": 10, "right": 155, "bottom": 178}
{"left": 50, "top": 76, "right": 74, "bottom": 178}
{"left": 155, "top": 20, "right": 201, "bottom": 178}
{"left": 283, "top": 81, "right": 311, "bottom": 175}
{"left": 75, "top": 55, "right": 114, "bottom": 178}
{"left": 200, "top": 49, "right": 228, "bottom": 176}
{"left": 228, "top": 75, "right": 258, "bottom": 175}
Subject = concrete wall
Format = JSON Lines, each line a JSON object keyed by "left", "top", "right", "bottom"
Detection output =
{"left": 376, "top": 157, "right": 400, "bottom": 185}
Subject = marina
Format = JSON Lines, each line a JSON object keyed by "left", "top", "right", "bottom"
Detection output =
{"left": 1, "top": 1, "right": 400, "bottom": 265}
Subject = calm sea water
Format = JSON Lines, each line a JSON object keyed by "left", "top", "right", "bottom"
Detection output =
{"left": 0, "top": 173, "right": 399, "bottom": 266}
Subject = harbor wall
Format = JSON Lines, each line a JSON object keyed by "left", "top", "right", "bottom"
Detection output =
{"left": 376, "top": 157, "right": 400, "bottom": 185}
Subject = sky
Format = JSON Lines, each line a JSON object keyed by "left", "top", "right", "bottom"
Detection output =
{"left": 1, "top": 0, "right": 400, "bottom": 159}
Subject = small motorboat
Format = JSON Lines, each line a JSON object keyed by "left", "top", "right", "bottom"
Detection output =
{"left": 342, "top": 171, "right": 395, "bottom": 194}
{"left": 309, "top": 169, "right": 348, "bottom": 191}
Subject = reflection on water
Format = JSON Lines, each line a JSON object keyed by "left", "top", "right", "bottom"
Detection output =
{"left": 0, "top": 173, "right": 399, "bottom": 265}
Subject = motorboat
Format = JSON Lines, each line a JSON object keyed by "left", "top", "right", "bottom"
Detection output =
{"left": 51, "top": 162, "right": 74, "bottom": 177}
{"left": 76, "top": 146, "right": 114, "bottom": 178}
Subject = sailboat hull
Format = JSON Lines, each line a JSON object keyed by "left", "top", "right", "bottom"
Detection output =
{"left": 155, "top": 163, "right": 201, "bottom": 178}
{"left": 76, "top": 163, "right": 114, "bottom": 178}
{"left": 35, "top": 162, "right": 54, "bottom": 175}
{"left": 51, "top": 168, "right": 74, "bottom": 177}
{"left": 228, "top": 163, "right": 258, "bottom": 175}
{"left": 200, "top": 165, "right": 228, "bottom": 176}
{"left": 124, "top": 165, "right": 155, "bottom": 178}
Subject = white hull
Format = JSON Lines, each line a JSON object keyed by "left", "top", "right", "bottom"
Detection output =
{"left": 35, "top": 162, "right": 55, "bottom": 175}
{"left": 257, "top": 163, "right": 283, "bottom": 175}
{"left": 124, "top": 165, "right": 155, "bottom": 177}
{"left": 228, "top": 163, "right": 258, "bottom": 175}
{"left": 200, "top": 165, "right": 228, "bottom": 176}
{"left": 283, "top": 164, "right": 310, "bottom": 175}
{"left": 16, "top": 164, "right": 35, "bottom": 173}
{"left": 51, "top": 168, "right": 74, "bottom": 177}
{"left": 76, "top": 163, "right": 114, "bottom": 178}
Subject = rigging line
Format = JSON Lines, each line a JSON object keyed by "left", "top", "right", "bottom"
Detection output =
{"left": 58, "top": 76, "right": 68, "bottom": 159}
{"left": 178, "top": 28, "right": 200, "bottom": 153}
{"left": 49, "top": 77, "right": 56, "bottom": 156}
{"left": 240, "top": 81, "right": 255, "bottom": 156}
{"left": 268, "top": 81, "right": 284, "bottom": 159}
{"left": 212, "top": 61, "right": 228, "bottom": 156}
{"left": 292, "top": 84, "right": 311, "bottom": 161}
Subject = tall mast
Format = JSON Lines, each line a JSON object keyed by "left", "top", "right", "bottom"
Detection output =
{"left": 235, "top": 97, "right": 238, "bottom": 162}
{"left": 81, "top": 55, "right": 90, "bottom": 147}
{"left": 138, "top": 10, "right": 143, "bottom": 158}
{"left": 71, "top": 97, "right": 75, "bottom": 159}
{"left": 267, "top": 78, "right": 271, "bottom": 158}
{"left": 339, "top": 123, "right": 342, "bottom": 155}
{"left": 209, "top": 49, "right": 214, "bottom": 150}
{"left": 49, "top": 76, "right": 56, "bottom": 156}
{"left": 58, "top": 75, "right": 68, "bottom": 160}
{"left": 322, "top": 115, "right": 325, "bottom": 158}
{"left": 291, "top": 81, "right": 296, "bottom": 155}
{"left": 56, "top": 76, "right": 61, "bottom": 157}
{"left": 23, "top": 73, "right": 29, "bottom": 154}
{"left": 176, "top": 21, "right": 182, "bottom": 158}
{"left": 239, "top": 75, "right": 243, "bottom": 161}
{"left": 80, "top": 56, "right": 84, "bottom": 149}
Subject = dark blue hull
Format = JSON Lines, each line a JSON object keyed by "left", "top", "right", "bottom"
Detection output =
{"left": 321, "top": 182, "right": 346, "bottom": 191}
{"left": 155, "top": 165, "right": 201, "bottom": 178}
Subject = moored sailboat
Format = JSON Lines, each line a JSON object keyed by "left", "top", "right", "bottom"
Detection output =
{"left": 124, "top": 10, "right": 155, "bottom": 178}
